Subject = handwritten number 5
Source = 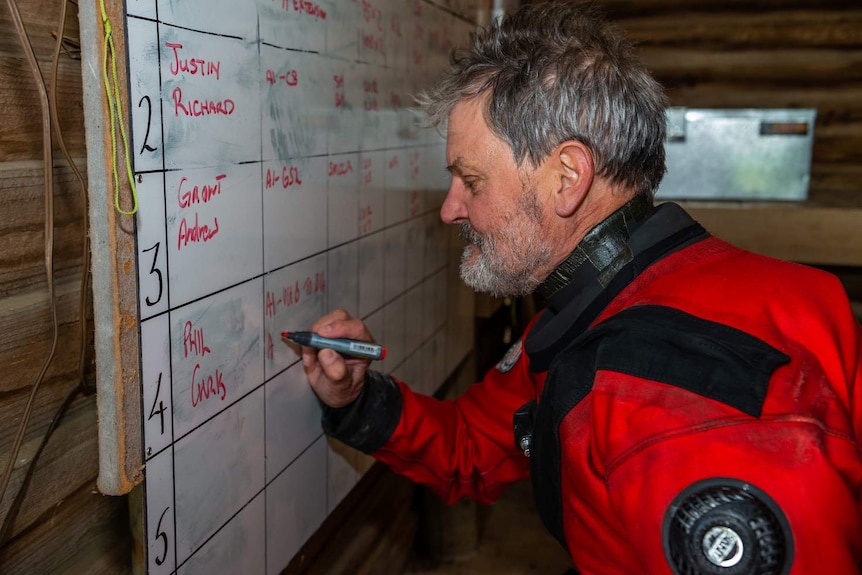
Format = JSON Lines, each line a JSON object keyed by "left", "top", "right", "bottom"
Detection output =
{"left": 138, "top": 95, "right": 158, "bottom": 154}
{"left": 142, "top": 242, "right": 163, "bottom": 306}
{"left": 154, "top": 506, "right": 170, "bottom": 566}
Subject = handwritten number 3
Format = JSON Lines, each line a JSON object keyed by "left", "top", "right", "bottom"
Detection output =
{"left": 138, "top": 95, "right": 158, "bottom": 154}
{"left": 143, "top": 242, "right": 163, "bottom": 306}
{"left": 154, "top": 506, "right": 170, "bottom": 566}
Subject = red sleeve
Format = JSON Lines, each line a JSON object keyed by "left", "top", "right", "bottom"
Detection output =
{"left": 602, "top": 404, "right": 862, "bottom": 574}
{"left": 590, "top": 306, "right": 862, "bottom": 574}
{"left": 585, "top": 242, "right": 862, "bottom": 574}
{"left": 373, "top": 338, "right": 535, "bottom": 505}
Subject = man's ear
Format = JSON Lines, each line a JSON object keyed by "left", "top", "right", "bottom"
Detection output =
{"left": 554, "top": 141, "right": 594, "bottom": 218}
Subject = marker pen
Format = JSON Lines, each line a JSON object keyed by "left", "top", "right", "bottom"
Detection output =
{"left": 281, "top": 331, "right": 387, "bottom": 361}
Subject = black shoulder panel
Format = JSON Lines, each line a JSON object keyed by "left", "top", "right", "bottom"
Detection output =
{"left": 593, "top": 304, "right": 791, "bottom": 418}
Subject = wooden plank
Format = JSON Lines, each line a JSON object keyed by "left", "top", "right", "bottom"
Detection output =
{"left": 664, "top": 83, "right": 862, "bottom": 119}
{"left": 682, "top": 203, "right": 862, "bottom": 266}
{"left": 640, "top": 47, "right": 862, "bottom": 85}
{"left": 814, "top": 134, "right": 862, "bottom": 164}
{"left": 0, "top": 163, "right": 88, "bottom": 295}
{"left": 282, "top": 463, "right": 416, "bottom": 575}
{"left": 0, "top": 58, "right": 86, "bottom": 162}
{"left": 598, "top": 0, "right": 859, "bottom": 19}
{"left": 0, "top": 276, "right": 90, "bottom": 395}
{"left": 356, "top": 501, "right": 417, "bottom": 575}
{"left": 0, "top": 379, "right": 92, "bottom": 466}
{"left": 0, "top": 0, "right": 85, "bottom": 164}
{"left": 811, "top": 165, "right": 862, "bottom": 195}
{"left": 0, "top": 478, "right": 130, "bottom": 575}
{"left": 0, "top": 0, "right": 81, "bottom": 62}
{"left": 619, "top": 10, "right": 862, "bottom": 49}
{"left": 0, "top": 394, "right": 100, "bottom": 541}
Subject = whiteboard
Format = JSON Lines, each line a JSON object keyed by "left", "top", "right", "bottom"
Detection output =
{"left": 79, "top": 1, "right": 481, "bottom": 573}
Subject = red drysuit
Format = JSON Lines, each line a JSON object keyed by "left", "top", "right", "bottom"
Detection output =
{"left": 323, "top": 201, "right": 862, "bottom": 574}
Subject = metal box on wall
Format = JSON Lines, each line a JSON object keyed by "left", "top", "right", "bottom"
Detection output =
{"left": 655, "top": 108, "right": 817, "bottom": 201}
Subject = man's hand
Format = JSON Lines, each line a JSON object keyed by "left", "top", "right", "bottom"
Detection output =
{"left": 299, "top": 309, "right": 375, "bottom": 408}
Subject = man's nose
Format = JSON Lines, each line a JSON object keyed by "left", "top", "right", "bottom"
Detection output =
{"left": 440, "top": 181, "right": 468, "bottom": 224}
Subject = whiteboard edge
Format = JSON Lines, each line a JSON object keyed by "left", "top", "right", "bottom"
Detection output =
{"left": 78, "top": 0, "right": 143, "bottom": 496}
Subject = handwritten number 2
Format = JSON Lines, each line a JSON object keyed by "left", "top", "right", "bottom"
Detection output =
{"left": 142, "top": 242, "right": 163, "bottom": 306}
{"left": 148, "top": 372, "right": 166, "bottom": 435}
{"left": 154, "top": 506, "right": 170, "bottom": 566}
{"left": 138, "top": 95, "right": 158, "bottom": 154}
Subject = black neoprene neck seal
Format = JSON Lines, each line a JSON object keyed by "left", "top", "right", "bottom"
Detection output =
{"left": 536, "top": 193, "right": 653, "bottom": 304}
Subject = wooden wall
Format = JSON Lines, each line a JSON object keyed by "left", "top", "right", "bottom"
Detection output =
{"left": 0, "top": 0, "right": 131, "bottom": 572}
{"left": 1, "top": 0, "right": 860, "bottom": 574}
{"left": 599, "top": 0, "right": 862, "bottom": 203}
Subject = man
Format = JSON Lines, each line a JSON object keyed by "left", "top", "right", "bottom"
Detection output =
{"left": 300, "top": 3, "right": 862, "bottom": 573}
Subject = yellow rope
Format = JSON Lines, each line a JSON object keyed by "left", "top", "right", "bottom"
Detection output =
{"left": 100, "top": 0, "right": 139, "bottom": 215}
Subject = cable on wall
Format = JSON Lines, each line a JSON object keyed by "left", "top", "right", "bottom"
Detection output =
{"left": 0, "top": 0, "right": 93, "bottom": 546}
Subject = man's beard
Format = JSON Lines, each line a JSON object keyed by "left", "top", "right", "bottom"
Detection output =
{"left": 458, "top": 186, "right": 552, "bottom": 297}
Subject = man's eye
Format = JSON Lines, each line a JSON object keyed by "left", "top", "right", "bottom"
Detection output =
{"left": 463, "top": 179, "right": 478, "bottom": 191}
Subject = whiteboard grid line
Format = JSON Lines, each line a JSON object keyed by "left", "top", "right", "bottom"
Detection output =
{"left": 132, "top": 142, "right": 442, "bottom": 175}
{"left": 150, "top": 6, "right": 178, "bottom": 572}
{"left": 151, "top": 19, "right": 244, "bottom": 41}
{"left": 256, "top": 8, "right": 269, "bottom": 572}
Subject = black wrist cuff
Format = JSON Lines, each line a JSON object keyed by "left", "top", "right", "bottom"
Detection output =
{"left": 320, "top": 370, "right": 403, "bottom": 454}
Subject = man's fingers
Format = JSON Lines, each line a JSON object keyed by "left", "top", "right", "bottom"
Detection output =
{"left": 318, "top": 348, "right": 347, "bottom": 381}
{"left": 311, "top": 309, "right": 352, "bottom": 334}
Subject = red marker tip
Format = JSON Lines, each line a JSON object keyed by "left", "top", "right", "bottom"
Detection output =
{"left": 281, "top": 332, "right": 291, "bottom": 339}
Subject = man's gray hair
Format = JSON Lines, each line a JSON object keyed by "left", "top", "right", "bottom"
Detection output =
{"left": 417, "top": 1, "right": 669, "bottom": 197}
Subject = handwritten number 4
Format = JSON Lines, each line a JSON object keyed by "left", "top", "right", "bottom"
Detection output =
{"left": 149, "top": 372, "right": 166, "bottom": 435}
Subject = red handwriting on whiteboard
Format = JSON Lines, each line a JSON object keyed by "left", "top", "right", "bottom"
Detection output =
{"left": 183, "top": 321, "right": 211, "bottom": 358}
{"left": 190, "top": 363, "right": 226, "bottom": 407}
{"left": 165, "top": 42, "right": 221, "bottom": 80}
{"left": 363, "top": 80, "right": 379, "bottom": 112}
{"left": 428, "top": 29, "right": 440, "bottom": 50}
{"left": 362, "top": 0, "right": 381, "bottom": 30}
{"left": 362, "top": 33, "right": 384, "bottom": 58}
{"left": 390, "top": 14, "right": 402, "bottom": 38}
{"left": 360, "top": 205, "right": 373, "bottom": 235}
{"left": 388, "top": 154, "right": 400, "bottom": 169}
{"left": 329, "top": 159, "right": 354, "bottom": 176}
{"left": 178, "top": 174, "right": 226, "bottom": 208}
{"left": 264, "top": 272, "right": 326, "bottom": 318}
{"left": 409, "top": 150, "right": 421, "bottom": 180}
{"left": 172, "top": 87, "right": 235, "bottom": 117}
{"left": 265, "top": 69, "right": 298, "bottom": 87}
{"left": 266, "top": 332, "right": 274, "bottom": 362}
{"left": 178, "top": 212, "right": 220, "bottom": 250}
{"left": 361, "top": 0, "right": 384, "bottom": 55}
{"left": 275, "top": 0, "right": 327, "bottom": 19}
{"left": 265, "top": 165, "right": 302, "bottom": 190}
{"left": 333, "top": 75, "right": 345, "bottom": 109}
{"left": 361, "top": 156, "right": 373, "bottom": 185}
{"left": 409, "top": 151, "right": 422, "bottom": 216}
